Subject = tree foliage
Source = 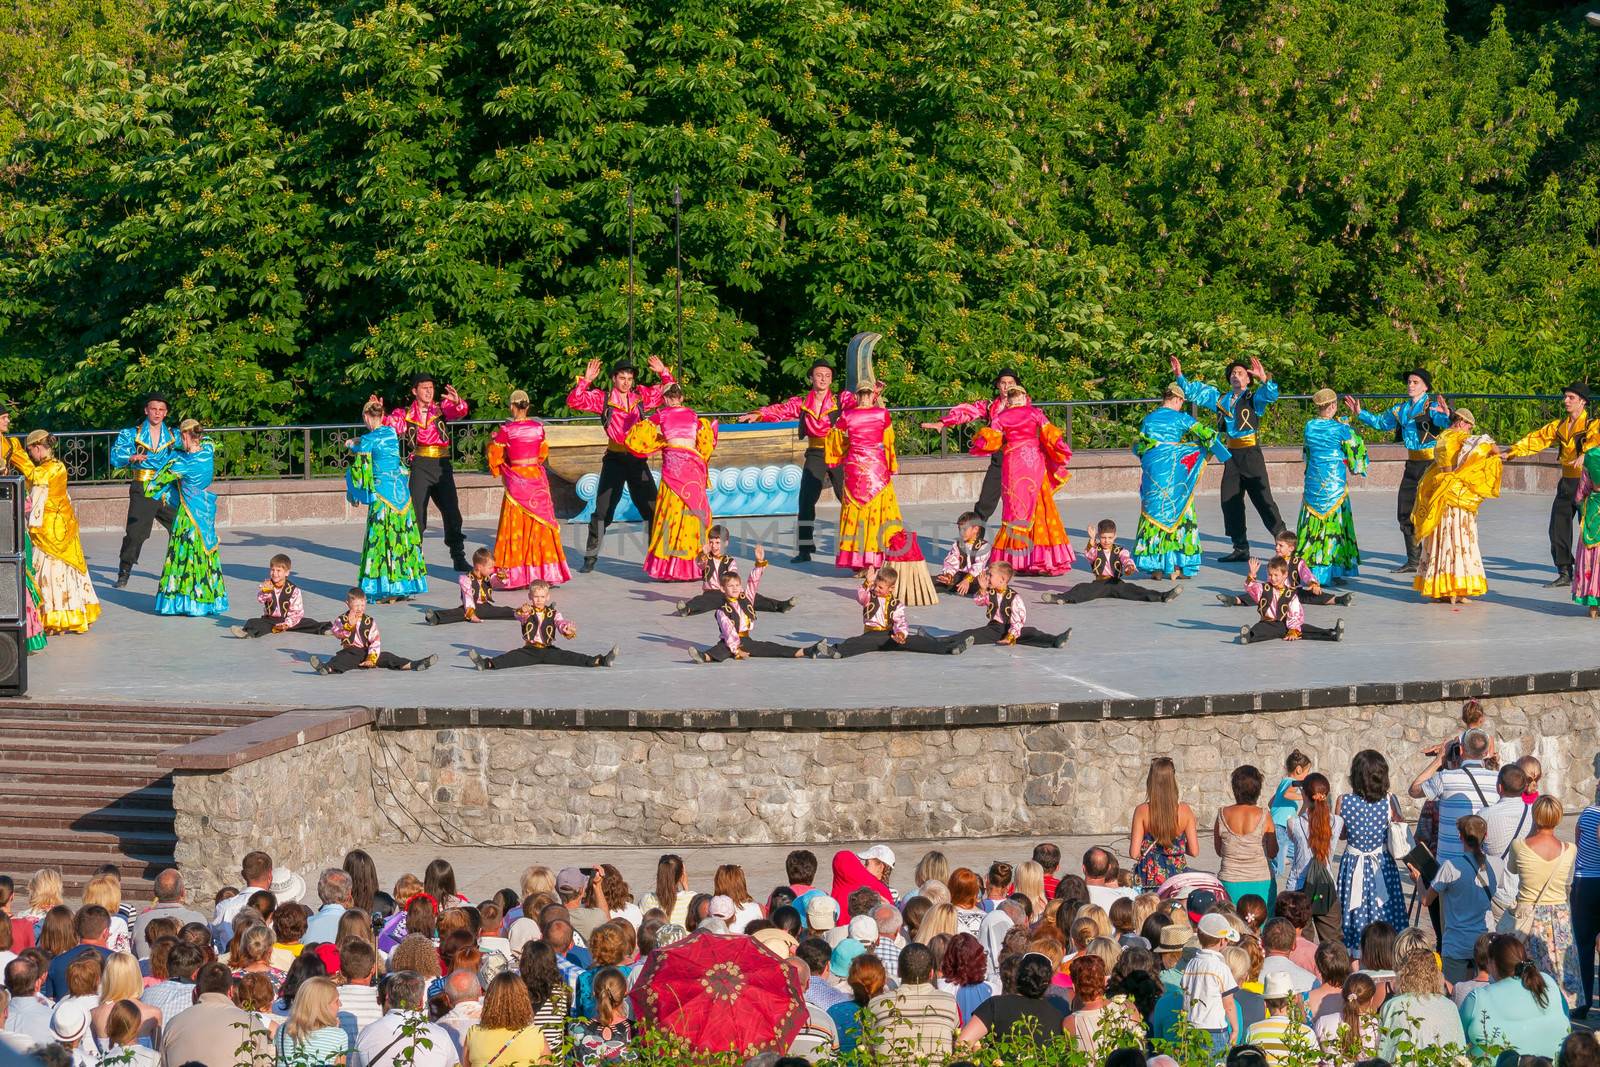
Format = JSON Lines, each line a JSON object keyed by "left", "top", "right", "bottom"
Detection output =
{"left": 0, "top": 0, "right": 1594, "bottom": 429}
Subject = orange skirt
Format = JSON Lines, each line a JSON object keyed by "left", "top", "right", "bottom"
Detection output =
{"left": 492, "top": 496, "right": 571, "bottom": 588}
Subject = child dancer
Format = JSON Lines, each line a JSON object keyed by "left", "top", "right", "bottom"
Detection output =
{"left": 815, "top": 566, "right": 973, "bottom": 658}
{"left": 1042, "top": 520, "right": 1177, "bottom": 605}
{"left": 21, "top": 430, "right": 100, "bottom": 633}
{"left": 1236, "top": 557, "right": 1345, "bottom": 645}
{"left": 954, "top": 561, "right": 1071, "bottom": 648}
{"left": 231, "top": 554, "right": 328, "bottom": 638}
{"left": 426, "top": 548, "right": 518, "bottom": 625}
{"left": 674, "top": 526, "right": 795, "bottom": 616}
{"left": 468, "top": 581, "right": 617, "bottom": 670}
{"left": 934, "top": 512, "right": 991, "bottom": 595}
{"left": 311, "top": 588, "right": 436, "bottom": 673}
{"left": 690, "top": 545, "right": 810, "bottom": 662}
{"left": 1215, "top": 530, "right": 1351, "bottom": 607}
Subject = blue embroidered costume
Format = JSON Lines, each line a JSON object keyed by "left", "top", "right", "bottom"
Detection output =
{"left": 346, "top": 426, "right": 429, "bottom": 599}
{"left": 1133, "top": 407, "right": 1231, "bottom": 577}
{"left": 1296, "top": 418, "right": 1368, "bottom": 584}
{"left": 146, "top": 440, "right": 228, "bottom": 617}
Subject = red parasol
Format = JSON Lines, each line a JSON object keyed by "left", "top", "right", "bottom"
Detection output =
{"left": 629, "top": 932, "right": 808, "bottom": 1056}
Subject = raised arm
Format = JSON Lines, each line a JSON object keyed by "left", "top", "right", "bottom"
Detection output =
{"left": 1176, "top": 374, "right": 1221, "bottom": 412}
{"left": 1356, "top": 401, "right": 1400, "bottom": 433}
{"left": 747, "top": 395, "right": 802, "bottom": 423}
{"left": 1506, "top": 418, "right": 1560, "bottom": 460}
{"left": 1251, "top": 377, "right": 1280, "bottom": 415}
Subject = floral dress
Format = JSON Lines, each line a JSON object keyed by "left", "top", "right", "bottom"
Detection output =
{"left": 1135, "top": 833, "right": 1188, "bottom": 888}
{"left": 1336, "top": 794, "right": 1406, "bottom": 952}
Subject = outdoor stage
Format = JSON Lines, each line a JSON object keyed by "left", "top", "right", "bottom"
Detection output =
{"left": 39, "top": 488, "right": 1600, "bottom": 712}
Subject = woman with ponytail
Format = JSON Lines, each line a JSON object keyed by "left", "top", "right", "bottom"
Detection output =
{"left": 1313, "top": 971, "right": 1379, "bottom": 1061}
{"left": 1285, "top": 772, "right": 1343, "bottom": 944}
{"left": 1418, "top": 814, "right": 1503, "bottom": 983}
{"left": 1461, "top": 934, "right": 1570, "bottom": 1057}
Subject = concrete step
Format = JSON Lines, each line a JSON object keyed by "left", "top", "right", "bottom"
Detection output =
{"left": 0, "top": 825, "right": 175, "bottom": 856}
{"left": 0, "top": 848, "right": 172, "bottom": 893}
{"left": 0, "top": 719, "right": 221, "bottom": 745}
{"left": 0, "top": 739, "right": 174, "bottom": 763}
{"left": 0, "top": 702, "right": 277, "bottom": 727}
{"left": 0, "top": 781, "right": 174, "bottom": 809}
{"left": 0, "top": 759, "right": 173, "bottom": 787}
{"left": 0, "top": 806, "right": 175, "bottom": 834}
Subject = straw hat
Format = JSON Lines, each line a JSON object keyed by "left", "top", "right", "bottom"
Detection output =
{"left": 1162, "top": 383, "right": 1185, "bottom": 401}
{"left": 23, "top": 430, "right": 50, "bottom": 448}
{"left": 1453, "top": 407, "right": 1476, "bottom": 427}
{"left": 1311, "top": 388, "right": 1338, "bottom": 408}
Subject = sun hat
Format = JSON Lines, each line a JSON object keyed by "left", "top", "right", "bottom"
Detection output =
{"left": 829, "top": 938, "right": 867, "bottom": 977}
{"left": 806, "top": 896, "right": 839, "bottom": 932}
{"left": 49, "top": 1001, "right": 89, "bottom": 1042}
{"left": 269, "top": 868, "right": 307, "bottom": 904}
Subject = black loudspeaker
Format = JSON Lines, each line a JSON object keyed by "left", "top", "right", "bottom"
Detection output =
{"left": 0, "top": 477, "right": 23, "bottom": 558}
{"left": 0, "top": 623, "right": 29, "bottom": 697}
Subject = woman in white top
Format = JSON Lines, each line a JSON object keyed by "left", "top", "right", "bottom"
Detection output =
{"left": 97, "top": 1000, "right": 160, "bottom": 1067}
{"left": 1506, "top": 796, "right": 1580, "bottom": 1006}
{"left": 712, "top": 865, "right": 764, "bottom": 934}
{"left": 639, "top": 854, "right": 693, "bottom": 928}
{"left": 597, "top": 864, "right": 644, "bottom": 930}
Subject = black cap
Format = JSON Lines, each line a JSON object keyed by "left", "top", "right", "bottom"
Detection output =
{"left": 994, "top": 367, "right": 1021, "bottom": 388}
{"left": 1399, "top": 368, "right": 1432, "bottom": 390}
{"left": 612, "top": 362, "right": 637, "bottom": 376}
{"left": 409, "top": 372, "right": 436, "bottom": 389}
{"left": 143, "top": 391, "right": 170, "bottom": 408}
{"left": 1225, "top": 360, "right": 1249, "bottom": 378}
{"left": 1564, "top": 382, "right": 1592, "bottom": 403}
{"left": 809, "top": 360, "right": 835, "bottom": 375}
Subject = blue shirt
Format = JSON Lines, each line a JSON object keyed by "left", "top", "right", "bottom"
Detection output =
{"left": 1177, "top": 375, "right": 1279, "bottom": 440}
{"left": 1357, "top": 394, "right": 1451, "bottom": 453}
{"left": 1576, "top": 805, "right": 1600, "bottom": 878}
{"left": 110, "top": 421, "right": 178, "bottom": 472}
{"left": 303, "top": 903, "right": 347, "bottom": 946}
{"left": 1460, "top": 974, "right": 1570, "bottom": 1057}
{"left": 43, "top": 943, "right": 112, "bottom": 1000}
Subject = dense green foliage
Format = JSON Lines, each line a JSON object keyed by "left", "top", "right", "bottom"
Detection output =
{"left": 0, "top": 0, "right": 1596, "bottom": 428}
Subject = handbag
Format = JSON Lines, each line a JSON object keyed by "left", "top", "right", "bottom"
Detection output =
{"left": 1386, "top": 794, "right": 1412, "bottom": 858}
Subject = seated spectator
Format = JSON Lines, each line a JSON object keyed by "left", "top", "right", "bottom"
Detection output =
{"left": 868, "top": 943, "right": 959, "bottom": 1058}
{"left": 1314, "top": 972, "right": 1380, "bottom": 1060}
{"left": 957, "top": 953, "right": 1067, "bottom": 1045}
{"left": 272, "top": 975, "right": 350, "bottom": 1064}
{"left": 461, "top": 971, "right": 547, "bottom": 1067}
{"left": 1460, "top": 935, "right": 1571, "bottom": 1059}
{"left": 100, "top": 999, "right": 159, "bottom": 1067}
{"left": 947, "top": 870, "right": 985, "bottom": 935}
{"left": 435, "top": 969, "right": 483, "bottom": 1056}
{"left": 160, "top": 962, "right": 270, "bottom": 1067}
{"left": 1258, "top": 918, "right": 1316, "bottom": 995}
{"left": 518, "top": 941, "right": 570, "bottom": 1049}
{"left": 827, "top": 954, "right": 887, "bottom": 1053}
{"left": 132, "top": 871, "right": 206, "bottom": 960}
{"left": 90, "top": 953, "right": 159, "bottom": 1049}
{"left": 1452, "top": 933, "right": 1496, "bottom": 1008}
{"left": 3, "top": 955, "right": 52, "bottom": 1049}
{"left": 1307, "top": 939, "right": 1351, "bottom": 1026}
{"left": 334, "top": 939, "right": 382, "bottom": 1036}
{"left": 43, "top": 906, "right": 113, "bottom": 1001}
{"left": 271, "top": 951, "right": 328, "bottom": 1016}
{"left": 231, "top": 925, "right": 285, "bottom": 992}
{"left": 566, "top": 968, "right": 634, "bottom": 1066}
{"left": 1270, "top": 892, "right": 1320, "bottom": 974}
{"left": 304, "top": 869, "right": 352, "bottom": 946}
{"left": 233, "top": 971, "right": 282, "bottom": 1039}
{"left": 1377, "top": 947, "right": 1465, "bottom": 1057}
{"left": 353, "top": 970, "right": 453, "bottom": 1067}
{"left": 1067, "top": 954, "right": 1142, "bottom": 1057}
{"left": 141, "top": 940, "right": 204, "bottom": 1023}
{"left": 938, "top": 933, "right": 993, "bottom": 1023}
{"left": 1245, "top": 972, "right": 1314, "bottom": 1064}
{"left": 269, "top": 903, "right": 309, "bottom": 972}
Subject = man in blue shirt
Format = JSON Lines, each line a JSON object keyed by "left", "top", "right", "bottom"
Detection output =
{"left": 1173, "top": 355, "right": 1287, "bottom": 562}
{"left": 1344, "top": 369, "right": 1451, "bottom": 572}
{"left": 109, "top": 392, "right": 178, "bottom": 588}
{"left": 41, "top": 907, "right": 112, "bottom": 1001}
{"left": 303, "top": 869, "right": 353, "bottom": 945}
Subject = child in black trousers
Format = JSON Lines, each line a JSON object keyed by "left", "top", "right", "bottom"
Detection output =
{"left": 310, "top": 588, "right": 436, "bottom": 673}
{"left": 469, "top": 581, "right": 617, "bottom": 669}
{"left": 427, "top": 548, "right": 520, "bottom": 624}
{"left": 815, "top": 566, "right": 972, "bottom": 658}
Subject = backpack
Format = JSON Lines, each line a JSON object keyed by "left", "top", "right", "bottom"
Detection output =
{"left": 1304, "top": 860, "right": 1337, "bottom": 916}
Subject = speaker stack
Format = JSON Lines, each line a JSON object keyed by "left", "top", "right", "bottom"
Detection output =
{"left": 0, "top": 475, "right": 30, "bottom": 697}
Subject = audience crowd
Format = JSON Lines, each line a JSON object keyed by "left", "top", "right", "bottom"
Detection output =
{"left": 0, "top": 701, "right": 1597, "bottom": 1066}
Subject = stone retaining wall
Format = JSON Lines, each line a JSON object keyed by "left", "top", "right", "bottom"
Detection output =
{"left": 168, "top": 690, "right": 1595, "bottom": 896}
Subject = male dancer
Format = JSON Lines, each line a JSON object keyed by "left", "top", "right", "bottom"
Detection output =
{"left": 110, "top": 392, "right": 178, "bottom": 588}
{"left": 740, "top": 361, "right": 854, "bottom": 562}
{"left": 1503, "top": 382, "right": 1597, "bottom": 587}
{"left": 566, "top": 355, "right": 674, "bottom": 572}
{"left": 919, "top": 369, "right": 1021, "bottom": 522}
{"left": 1344, "top": 370, "right": 1451, "bottom": 573}
{"left": 1171, "top": 355, "right": 1286, "bottom": 562}
{"left": 374, "top": 373, "right": 470, "bottom": 572}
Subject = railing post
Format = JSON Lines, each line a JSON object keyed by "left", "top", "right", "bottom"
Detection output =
{"left": 1064, "top": 405, "right": 1074, "bottom": 452}
{"left": 939, "top": 426, "right": 948, "bottom": 457}
{"left": 303, "top": 428, "right": 312, "bottom": 479}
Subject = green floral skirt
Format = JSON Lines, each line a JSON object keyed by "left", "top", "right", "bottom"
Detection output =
{"left": 1296, "top": 501, "right": 1360, "bottom": 585}
{"left": 359, "top": 497, "right": 429, "bottom": 598}
{"left": 155, "top": 507, "right": 229, "bottom": 617}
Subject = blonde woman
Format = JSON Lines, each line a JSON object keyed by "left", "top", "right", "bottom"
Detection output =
{"left": 1015, "top": 862, "right": 1047, "bottom": 920}
{"left": 81, "top": 874, "right": 132, "bottom": 955}
{"left": 1128, "top": 757, "right": 1199, "bottom": 888}
{"left": 914, "top": 851, "right": 950, "bottom": 889}
{"left": 91, "top": 954, "right": 161, "bottom": 1049}
{"left": 916, "top": 903, "right": 958, "bottom": 944}
{"left": 1507, "top": 795, "right": 1580, "bottom": 1006}
{"left": 22, "top": 869, "right": 63, "bottom": 932}
{"left": 272, "top": 976, "right": 349, "bottom": 1064}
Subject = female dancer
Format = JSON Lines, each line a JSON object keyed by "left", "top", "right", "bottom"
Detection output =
{"left": 486, "top": 390, "right": 570, "bottom": 588}
{"left": 21, "top": 431, "right": 99, "bottom": 632}
{"left": 968, "top": 389, "right": 1074, "bottom": 574}
{"left": 1411, "top": 408, "right": 1502, "bottom": 604}
{"left": 1297, "top": 388, "right": 1368, "bottom": 585}
{"left": 148, "top": 419, "right": 228, "bottom": 616}
{"left": 0, "top": 408, "right": 46, "bottom": 650}
{"left": 828, "top": 382, "right": 902, "bottom": 571}
{"left": 1133, "top": 384, "right": 1231, "bottom": 579}
{"left": 345, "top": 400, "right": 428, "bottom": 601}
{"left": 625, "top": 385, "right": 717, "bottom": 581}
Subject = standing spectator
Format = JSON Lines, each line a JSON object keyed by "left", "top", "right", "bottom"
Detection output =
{"left": 1376, "top": 948, "right": 1465, "bottom": 1057}
{"left": 42, "top": 907, "right": 113, "bottom": 1001}
{"left": 1129, "top": 757, "right": 1200, "bottom": 888}
{"left": 1033, "top": 844, "right": 1062, "bottom": 899}
{"left": 1179, "top": 913, "right": 1241, "bottom": 1056}
{"left": 1420, "top": 814, "right": 1501, "bottom": 983}
{"left": 1460, "top": 935, "right": 1571, "bottom": 1058}
{"left": 132, "top": 871, "right": 206, "bottom": 960}
{"left": 1571, "top": 788, "right": 1600, "bottom": 1020}
{"left": 830, "top": 847, "right": 894, "bottom": 912}
{"left": 212, "top": 852, "right": 274, "bottom": 952}
{"left": 1283, "top": 773, "right": 1343, "bottom": 945}
{"left": 462, "top": 972, "right": 547, "bottom": 1066}
{"left": 90, "top": 954, "right": 160, "bottom": 1049}
{"left": 2, "top": 957, "right": 52, "bottom": 1049}
{"left": 566, "top": 968, "right": 634, "bottom": 1065}
{"left": 1268, "top": 751, "right": 1312, "bottom": 883}
{"left": 939, "top": 933, "right": 993, "bottom": 1023}
{"left": 868, "top": 943, "right": 959, "bottom": 1057}
{"left": 160, "top": 963, "right": 270, "bottom": 1067}
{"left": 1507, "top": 795, "right": 1580, "bottom": 1006}
{"left": 1409, "top": 727, "right": 1500, "bottom": 937}
{"left": 712, "top": 866, "right": 762, "bottom": 933}
{"left": 304, "top": 869, "right": 352, "bottom": 945}
{"left": 272, "top": 976, "right": 350, "bottom": 1065}
{"left": 1335, "top": 751, "right": 1407, "bottom": 953}
{"left": 1216, "top": 765, "right": 1278, "bottom": 907}
{"left": 353, "top": 971, "right": 453, "bottom": 1067}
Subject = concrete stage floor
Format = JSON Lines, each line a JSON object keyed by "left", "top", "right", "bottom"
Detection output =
{"left": 37, "top": 489, "right": 1596, "bottom": 711}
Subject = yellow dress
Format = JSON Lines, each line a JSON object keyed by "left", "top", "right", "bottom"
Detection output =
{"left": 1411, "top": 429, "right": 1502, "bottom": 600}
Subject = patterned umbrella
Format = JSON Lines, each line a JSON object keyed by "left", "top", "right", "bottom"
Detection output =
{"left": 630, "top": 932, "right": 808, "bottom": 1056}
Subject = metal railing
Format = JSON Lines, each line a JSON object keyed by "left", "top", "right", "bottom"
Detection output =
{"left": 52, "top": 393, "right": 1566, "bottom": 485}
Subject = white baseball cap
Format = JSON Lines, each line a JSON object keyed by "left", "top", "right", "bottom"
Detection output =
{"left": 1197, "top": 913, "right": 1240, "bottom": 943}
{"left": 708, "top": 895, "right": 736, "bottom": 920}
{"left": 858, "top": 845, "right": 897, "bottom": 868}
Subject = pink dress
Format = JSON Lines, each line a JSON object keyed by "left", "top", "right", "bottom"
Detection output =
{"left": 971, "top": 406, "right": 1074, "bottom": 574}
{"left": 829, "top": 407, "right": 906, "bottom": 569}
{"left": 487, "top": 419, "right": 570, "bottom": 588}
{"left": 625, "top": 406, "right": 717, "bottom": 581}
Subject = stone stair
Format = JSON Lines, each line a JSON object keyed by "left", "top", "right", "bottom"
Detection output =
{"left": 0, "top": 703, "right": 279, "bottom": 899}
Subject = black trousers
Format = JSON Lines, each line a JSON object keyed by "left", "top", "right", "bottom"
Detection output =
{"left": 1573, "top": 877, "right": 1600, "bottom": 1009}
{"left": 1244, "top": 619, "right": 1339, "bottom": 642}
{"left": 1220, "top": 589, "right": 1336, "bottom": 606}
{"left": 410, "top": 457, "right": 465, "bottom": 558}
{"left": 680, "top": 589, "right": 788, "bottom": 616}
{"left": 1396, "top": 458, "right": 1433, "bottom": 560}
{"left": 432, "top": 604, "right": 517, "bottom": 624}
{"left": 703, "top": 637, "right": 805, "bottom": 661}
{"left": 585, "top": 451, "right": 658, "bottom": 559}
{"left": 797, "top": 448, "right": 845, "bottom": 553}
{"left": 972, "top": 454, "right": 1004, "bottom": 522}
{"left": 241, "top": 617, "right": 329, "bottom": 637}
{"left": 326, "top": 648, "right": 417, "bottom": 672}
{"left": 487, "top": 644, "right": 598, "bottom": 669}
{"left": 832, "top": 631, "right": 964, "bottom": 657}
{"left": 117, "top": 484, "right": 176, "bottom": 570}
{"left": 957, "top": 622, "right": 1059, "bottom": 648}
{"left": 1551, "top": 476, "right": 1580, "bottom": 569}
{"left": 1050, "top": 580, "right": 1165, "bottom": 604}
{"left": 1220, "top": 446, "right": 1285, "bottom": 548}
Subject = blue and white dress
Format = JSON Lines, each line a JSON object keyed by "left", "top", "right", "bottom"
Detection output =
{"left": 1336, "top": 793, "right": 1407, "bottom": 952}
